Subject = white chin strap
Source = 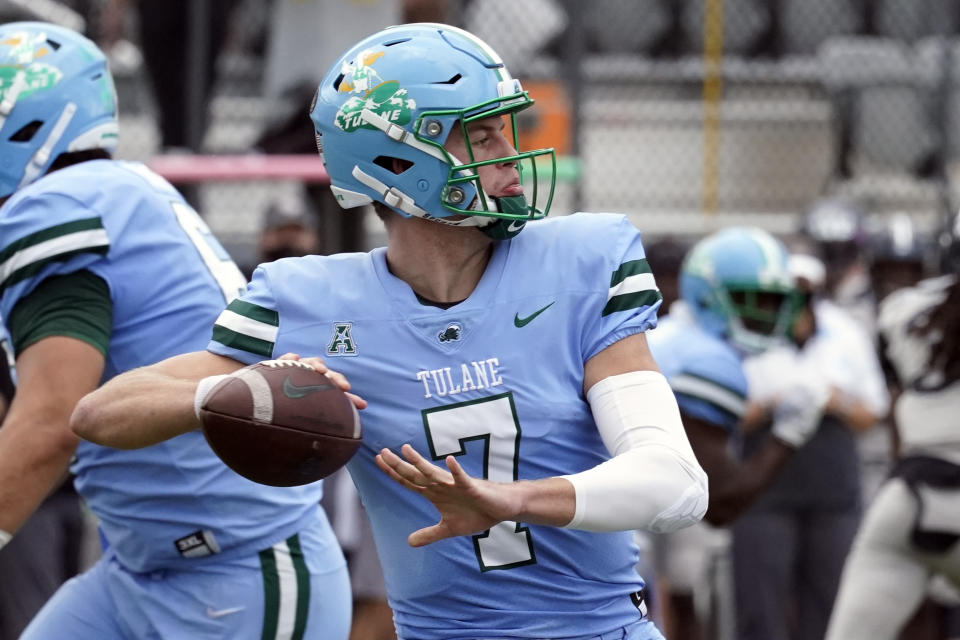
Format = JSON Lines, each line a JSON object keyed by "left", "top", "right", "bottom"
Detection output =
{"left": 350, "top": 166, "right": 490, "bottom": 227}
{"left": 19, "top": 102, "right": 77, "bottom": 188}
{"left": 339, "top": 107, "right": 493, "bottom": 227}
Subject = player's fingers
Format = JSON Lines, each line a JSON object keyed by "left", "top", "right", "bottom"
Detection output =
{"left": 323, "top": 368, "right": 351, "bottom": 391}
{"left": 297, "top": 356, "right": 329, "bottom": 374}
{"left": 408, "top": 523, "right": 450, "bottom": 547}
{"left": 375, "top": 452, "right": 425, "bottom": 493}
{"left": 379, "top": 447, "right": 432, "bottom": 484}
{"left": 445, "top": 455, "right": 473, "bottom": 485}
{"left": 401, "top": 444, "right": 451, "bottom": 482}
{"left": 345, "top": 392, "right": 368, "bottom": 410}
{"left": 276, "top": 353, "right": 301, "bottom": 361}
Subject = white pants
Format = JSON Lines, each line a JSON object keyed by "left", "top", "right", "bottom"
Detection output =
{"left": 825, "top": 478, "right": 960, "bottom": 640}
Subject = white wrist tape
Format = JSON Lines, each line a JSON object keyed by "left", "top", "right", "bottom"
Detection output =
{"left": 562, "top": 371, "right": 709, "bottom": 533}
{"left": 194, "top": 374, "right": 230, "bottom": 419}
{"left": 0, "top": 529, "right": 11, "bottom": 550}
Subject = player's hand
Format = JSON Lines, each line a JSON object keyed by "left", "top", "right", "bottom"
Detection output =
{"left": 375, "top": 444, "right": 523, "bottom": 547}
{"left": 770, "top": 379, "right": 829, "bottom": 448}
{"left": 276, "top": 353, "right": 367, "bottom": 410}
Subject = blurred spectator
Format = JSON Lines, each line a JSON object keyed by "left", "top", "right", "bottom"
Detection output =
{"left": 732, "top": 251, "right": 889, "bottom": 640}
{"left": 826, "top": 272, "right": 960, "bottom": 640}
{"left": 866, "top": 212, "right": 933, "bottom": 307}
{"left": 99, "top": 0, "right": 239, "bottom": 152}
{"left": 98, "top": 0, "right": 241, "bottom": 207}
{"left": 799, "top": 196, "right": 873, "bottom": 328}
{"left": 250, "top": 199, "right": 321, "bottom": 270}
{"left": 644, "top": 236, "right": 689, "bottom": 313}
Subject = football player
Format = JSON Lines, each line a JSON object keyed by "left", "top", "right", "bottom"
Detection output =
{"left": 0, "top": 23, "right": 350, "bottom": 639}
{"left": 73, "top": 23, "right": 708, "bottom": 639}
{"left": 825, "top": 222, "right": 960, "bottom": 640}
{"left": 646, "top": 228, "right": 828, "bottom": 640}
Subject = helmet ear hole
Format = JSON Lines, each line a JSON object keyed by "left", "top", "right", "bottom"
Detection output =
{"left": 10, "top": 120, "right": 42, "bottom": 142}
{"left": 373, "top": 156, "right": 413, "bottom": 175}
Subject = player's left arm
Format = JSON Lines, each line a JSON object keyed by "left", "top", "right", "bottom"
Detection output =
{"left": 561, "top": 331, "right": 709, "bottom": 533}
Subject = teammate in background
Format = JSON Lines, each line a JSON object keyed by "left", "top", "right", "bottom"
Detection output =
{"left": 72, "top": 23, "right": 708, "bottom": 639}
{"left": 0, "top": 23, "right": 350, "bottom": 639}
{"left": 825, "top": 230, "right": 960, "bottom": 640}
{"left": 646, "top": 228, "right": 828, "bottom": 640}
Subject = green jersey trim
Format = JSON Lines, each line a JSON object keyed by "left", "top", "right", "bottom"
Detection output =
{"left": 0, "top": 217, "right": 109, "bottom": 293}
{"left": 603, "top": 259, "right": 661, "bottom": 317}
{"left": 211, "top": 300, "right": 279, "bottom": 357}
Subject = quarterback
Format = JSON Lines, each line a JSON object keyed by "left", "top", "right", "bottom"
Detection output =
{"left": 73, "top": 23, "right": 708, "bottom": 639}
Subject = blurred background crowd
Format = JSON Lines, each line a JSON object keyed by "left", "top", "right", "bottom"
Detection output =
{"left": 1, "top": 1, "right": 959, "bottom": 639}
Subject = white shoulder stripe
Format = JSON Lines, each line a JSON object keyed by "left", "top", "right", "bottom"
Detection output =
{"left": 671, "top": 374, "right": 746, "bottom": 418}
{"left": 608, "top": 272, "right": 657, "bottom": 301}
{"left": 0, "top": 228, "right": 109, "bottom": 284}
{"left": 215, "top": 309, "right": 279, "bottom": 343}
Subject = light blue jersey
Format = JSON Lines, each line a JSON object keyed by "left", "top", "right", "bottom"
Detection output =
{"left": 647, "top": 305, "right": 747, "bottom": 433}
{"left": 209, "top": 213, "right": 663, "bottom": 639}
{"left": 0, "top": 160, "right": 331, "bottom": 573}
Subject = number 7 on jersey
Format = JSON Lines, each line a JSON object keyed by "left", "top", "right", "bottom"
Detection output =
{"left": 422, "top": 392, "right": 536, "bottom": 572}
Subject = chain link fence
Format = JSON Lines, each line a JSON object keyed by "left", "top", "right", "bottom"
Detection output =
{"left": 9, "top": 0, "right": 958, "bottom": 257}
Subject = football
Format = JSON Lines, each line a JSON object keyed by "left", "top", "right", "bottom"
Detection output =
{"left": 198, "top": 360, "right": 362, "bottom": 487}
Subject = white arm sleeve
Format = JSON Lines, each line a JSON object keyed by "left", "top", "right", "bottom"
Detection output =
{"left": 561, "top": 370, "right": 709, "bottom": 533}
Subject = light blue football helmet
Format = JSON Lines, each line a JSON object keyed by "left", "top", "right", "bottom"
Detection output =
{"left": 0, "top": 22, "right": 118, "bottom": 199}
{"left": 680, "top": 227, "right": 800, "bottom": 354}
{"left": 310, "top": 23, "right": 555, "bottom": 238}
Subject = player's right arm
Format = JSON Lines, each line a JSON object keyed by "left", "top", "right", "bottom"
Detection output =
{"left": 70, "top": 350, "right": 246, "bottom": 449}
{"left": 687, "top": 415, "right": 793, "bottom": 526}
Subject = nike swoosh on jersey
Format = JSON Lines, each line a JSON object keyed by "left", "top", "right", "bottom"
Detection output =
{"left": 514, "top": 301, "right": 556, "bottom": 327}
{"left": 206, "top": 606, "right": 245, "bottom": 619}
{"left": 282, "top": 376, "right": 334, "bottom": 399}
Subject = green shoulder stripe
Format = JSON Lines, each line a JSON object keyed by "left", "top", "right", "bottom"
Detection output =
{"left": 0, "top": 217, "right": 109, "bottom": 292}
{"left": 602, "top": 289, "right": 662, "bottom": 317}
{"left": 210, "top": 299, "right": 279, "bottom": 357}
{"left": 609, "top": 258, "right": 652, "bottom": 287}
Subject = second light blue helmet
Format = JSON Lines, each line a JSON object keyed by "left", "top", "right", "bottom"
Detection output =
{"left": 680, "top": 227, "right": 801, "bottom": 354}
{"left": 310, "top": 23, "right": 555, "bottom": 237}
{"left": 0, "top": 22, "right": 118, "bottom": 199}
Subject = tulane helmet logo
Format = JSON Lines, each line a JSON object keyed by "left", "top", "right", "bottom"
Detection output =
{"left": 334, "top": 49, "right": 415, "bottom": 133}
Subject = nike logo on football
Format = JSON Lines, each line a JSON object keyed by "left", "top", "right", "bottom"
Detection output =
{"left": 206, "top": 606, "right": 245, "bottom": 619}
{"left": 514, "top": 301, "right": 555, "bottom": 327}
{"left": 282, "top": 376, "right": 334, "bottom": 399}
